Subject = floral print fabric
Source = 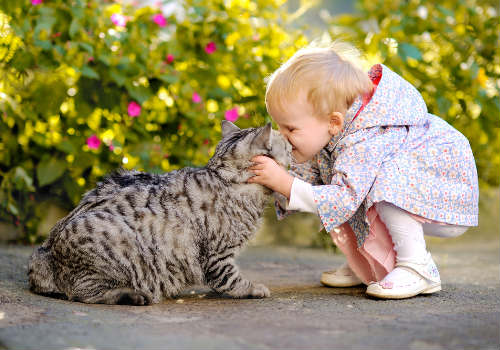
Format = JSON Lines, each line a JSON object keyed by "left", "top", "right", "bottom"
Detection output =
{"left": 276, "top": 64, "right": 479, "bottom": 247}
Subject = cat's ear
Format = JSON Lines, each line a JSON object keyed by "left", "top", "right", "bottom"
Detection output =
{"left": 254, "top": 122, "right": 273, "bottom": 149}
{"left": 221, "top": 120, "right": 240, "bottom": 138}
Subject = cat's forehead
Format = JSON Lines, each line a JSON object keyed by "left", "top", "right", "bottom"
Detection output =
{"left": 221, "top": 128, "right": 255, "bottom": 144}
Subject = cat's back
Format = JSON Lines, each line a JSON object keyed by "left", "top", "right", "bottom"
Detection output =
{"left": 54, "top": 167, "right": 221, "bottom": 243}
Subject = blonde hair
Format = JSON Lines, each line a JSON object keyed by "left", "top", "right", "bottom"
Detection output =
{"left": 265, "top": 41, "right": 373, "bottom": 118}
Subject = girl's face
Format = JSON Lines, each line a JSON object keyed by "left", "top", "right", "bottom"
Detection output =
{"left": 270, "top": 91, "right": 337, "bottom": 163}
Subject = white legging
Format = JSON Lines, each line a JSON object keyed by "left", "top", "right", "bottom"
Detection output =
{"left": 375, "top": 201, "right": 469, "bottom": 264}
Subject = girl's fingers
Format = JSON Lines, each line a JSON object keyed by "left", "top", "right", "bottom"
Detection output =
{"left": 251, "top": 155, "right": 272, "bottom": 163}
{"left": 247, "top": 174, "right": 260, "bottom": 183}
{"left": 248, "top": 164, "right": 264, "bottom": 171}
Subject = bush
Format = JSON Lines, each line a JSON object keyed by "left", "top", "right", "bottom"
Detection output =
{"left": 1, "top": 0, "right": 498, "bottom": 244}
{"left": 327, "top": 0, "right": 500, "bottom": 187}
{"left": 0, "top": 0, "right": 307, "bottom": 242}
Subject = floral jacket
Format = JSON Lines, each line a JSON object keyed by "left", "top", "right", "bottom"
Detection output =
{"left": 276, "top": 64, "right": 479, "bottom": 246}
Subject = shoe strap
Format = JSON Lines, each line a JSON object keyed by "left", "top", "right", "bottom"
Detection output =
{"left": 395, "top": 261, "right": 440, "bottom": 284}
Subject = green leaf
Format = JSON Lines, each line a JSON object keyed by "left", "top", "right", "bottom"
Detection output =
{"left": 158, "top": 74, "right": 180, "bottom": 84}
{"left": 14, "top": 167, "right": 35, "bottom": 191}
{"left": 56, "top": 140, "right": 77, "bottom": 154}
{"left": 71, "top": 1, "right": 85, "bottom": 20}
{"left": 125, "top": 82, "right": 153, "bottom": 104}
{"left": 437, "top": 96, "right": 452, "bottom": 116}
{"left": 436, "top": 5, "right": 454, "bottom": 17}
{"left": 78, "top": 42, "right": 94, "bottom": 54}
{"left": 80, "top": 65, "right": 99, "bottom": 79}
{"left": 53, "top": 45, "right": 65, "bottom": 57}
{"left": 63, "top": 177, "right": 83, "bottom": 205}
{"left": 110, "top": 70, "right": 127, "bottom": 86}
{"left": 7, "top": 202, "right": 19, "bottom": 216}
{"left": 10, "top": 50, "right": 35, "bottom": 71}
{"left": 398, "top": 43, "right": 422, "bottom": 61}
{"left": 69, "top": 19, "right": 81, "bottom": 38}
{"left": 37, "top": 157, "right": 66, "bottom": 187}
{"left": 34, "top": 7, "right": 56, "bottom": 34}
{"left": 192, "top": 6, "right": 207, "bottom": 16}
{"left": 34, "top": 39, "right": 52, "bottom": 50}
{"left": 98, "top": 54, "right": 111, "bottom": 66}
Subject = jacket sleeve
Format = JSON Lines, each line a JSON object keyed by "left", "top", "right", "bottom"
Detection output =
{"left": 274, "top": 158, "right": 323, "bottom": 220}
{"left": 312, "top": 126, "right": 406, "bottom": 232}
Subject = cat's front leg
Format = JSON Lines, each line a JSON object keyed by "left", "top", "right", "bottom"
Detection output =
{"left": 205, "top": 260, "right": 270, "bottom": 298}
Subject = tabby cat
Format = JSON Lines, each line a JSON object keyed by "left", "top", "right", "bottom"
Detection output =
{"left": 28, "top": 121, "right": 291, "bottom": 305}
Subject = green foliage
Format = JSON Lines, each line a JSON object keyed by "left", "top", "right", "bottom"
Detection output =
{"left": 0, "top": 0, "right": 307, "bottom": 242}
{"left": 328, "top": 0, "right": 500, "bottom": 187}
{"left": 1, "top": 0, "right": 498, "bottom": 245}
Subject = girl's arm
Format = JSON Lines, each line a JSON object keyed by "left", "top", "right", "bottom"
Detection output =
{"left": 312, "top": 126, "right": 406, "bottom": 232}
{"left": 287, "top": 177, "right": 317, "bottom": 214}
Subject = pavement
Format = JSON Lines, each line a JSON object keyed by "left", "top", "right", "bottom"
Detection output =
{"left": 0, "top": 234, "right": 498, "bottom": 350}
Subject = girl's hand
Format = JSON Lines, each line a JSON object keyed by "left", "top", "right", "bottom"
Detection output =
{"left": 247, "top": 155, "right": 294, "bottom": 199}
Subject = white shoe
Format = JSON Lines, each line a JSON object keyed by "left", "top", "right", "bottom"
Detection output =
{"left": 365, "top": 253, "right": 441, "bottom": 299}
{"left": 320, "top": 262, "right": 363, "bottom": 287}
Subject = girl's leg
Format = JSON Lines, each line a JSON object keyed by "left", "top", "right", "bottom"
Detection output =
{"left": 374, "top": 201, "right": 428, "bottom": 264}
{"left": 327, "top": 223, "right": 374, "bottom": 285}
{"left": 324, "top": 213, "right": 396, "bottom": 287}
{"left": 422, "top": 223, "right": 469, "bottom": 238}
{"left": 366, "top": 201, "right": 441, "bottom": 299}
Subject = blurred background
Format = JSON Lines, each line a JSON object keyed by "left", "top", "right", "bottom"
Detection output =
{"left": 0, "top": 0, "right": 498, "bottom": 246}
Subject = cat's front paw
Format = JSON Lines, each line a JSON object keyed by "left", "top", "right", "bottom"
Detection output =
{"left": 249, "top": 283, "right": 270, "bottom": 298}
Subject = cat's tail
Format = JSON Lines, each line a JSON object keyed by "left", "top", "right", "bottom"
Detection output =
{"left": 28, "top": 243, "right": 63, "bottom": 297}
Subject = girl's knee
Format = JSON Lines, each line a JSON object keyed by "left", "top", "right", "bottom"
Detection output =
{"left": 374, "top": 201, "right": 418, "bottom": 226}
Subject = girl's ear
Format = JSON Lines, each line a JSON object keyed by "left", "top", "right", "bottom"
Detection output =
{"left": 221, "top": 120, "right": 240, "bottom": 138}
{"left": 328, "top": 112, "right": 344, "bottom": 136}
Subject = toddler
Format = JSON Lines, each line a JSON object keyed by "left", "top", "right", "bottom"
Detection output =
{"left": 248, "top": 42, "right": 478, "bottom": 299}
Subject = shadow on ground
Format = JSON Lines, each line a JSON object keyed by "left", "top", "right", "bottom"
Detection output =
{"left": 0, "top": 234, "right": 499, "bottom": 350}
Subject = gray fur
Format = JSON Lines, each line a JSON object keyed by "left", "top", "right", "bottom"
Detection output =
{"left": 28, "top": 121, "right": 291, "bottom": 305}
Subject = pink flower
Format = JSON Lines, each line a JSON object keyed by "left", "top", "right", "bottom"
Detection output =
{"left": 224, "top": 107, "right": 239, "bottom": 122}
{"left": 87, "top": 135, "right": 101, "bottom": 150}
{"left": 128, "top": 101, "right": 141, "bottom": 117}
{"left": 153, "top": 13, "right": 167, "bottom": 27}
{"left": 111, "top": 14, "right": 127, "bottom": 27}
{"left": 109, "top": 144, "right": 115, "bottom": 151}
{"left": 31, "top": 0, "right": 43, "bottom": 5}
{"left": 192, "top": 92, "right": 202, "bottom": 103}
{"left": 205, "top": 42, "right": 217, "bottom": 54}
{"left": 166, "top": 54, "right": 174, "bottom": 64}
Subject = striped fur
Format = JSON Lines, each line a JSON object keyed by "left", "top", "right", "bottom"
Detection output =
{"left": 28, "top": 121, "right": 291, "bottom": 305}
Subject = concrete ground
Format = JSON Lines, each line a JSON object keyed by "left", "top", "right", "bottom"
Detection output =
{"left": 0, "top": 234, "right": 498, "bottom": 350}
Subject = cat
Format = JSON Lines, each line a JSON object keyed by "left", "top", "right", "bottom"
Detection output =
{"left": 28, "top": 121, "right": 292, "bottom": 305}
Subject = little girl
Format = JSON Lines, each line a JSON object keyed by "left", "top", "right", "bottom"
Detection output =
{"left": 248, "top": 42, "right": 479, "bottom": 299}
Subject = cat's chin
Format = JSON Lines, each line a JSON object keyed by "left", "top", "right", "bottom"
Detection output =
{"left": 262, "top": 186, "right": 273, "bottom": 195}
